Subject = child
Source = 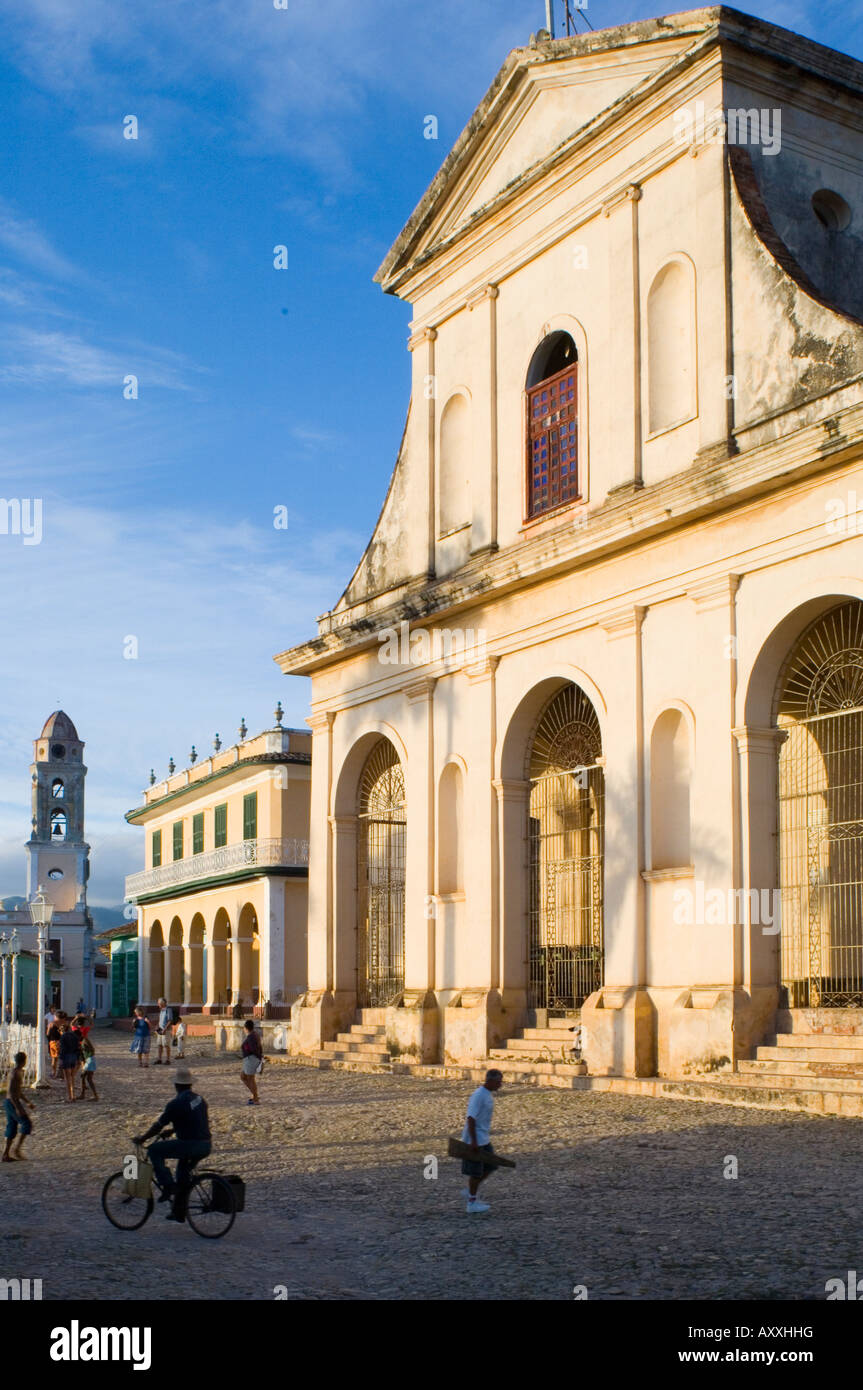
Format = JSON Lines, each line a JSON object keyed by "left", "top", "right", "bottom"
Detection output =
{"left": 173, "top": 1017, "right": 186, "bottom": 1058}
{"left": 79, "top": 1037, "right": 98, "bottom": 1101}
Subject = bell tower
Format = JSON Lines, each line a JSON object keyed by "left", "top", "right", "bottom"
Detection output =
{"left": 26, "top": 711, "right": 90, "bottom": 913}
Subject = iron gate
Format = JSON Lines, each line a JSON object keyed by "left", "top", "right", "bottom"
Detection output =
{"left": 778, "top": 601, "right": 863, "bottom": 1006}
{"left": 357, "top": 740, "right": 406, "bottom": 1008}
{"left": 528, "top": 685, "right": 604, "bottom": 1012}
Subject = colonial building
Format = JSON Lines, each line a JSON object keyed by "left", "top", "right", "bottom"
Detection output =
{"left": 125, "top": 714, "right": 311, "bottom": 1020}
{"left": 276, "top": 7, "right": 863, "bottom": 1087}
{"left": 0, "top": 711, "right": 101, "bottom": 1015}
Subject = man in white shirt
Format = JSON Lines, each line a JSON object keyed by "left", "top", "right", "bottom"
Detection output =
{"left": 461, "top": 1069, "right": 503, "bottom": 1214}
{"left": 155, "top": 998, "right": 173, "bottom": 1065}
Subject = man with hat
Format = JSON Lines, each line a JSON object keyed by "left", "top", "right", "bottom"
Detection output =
{"left": 133, "top": 1067, "right": 211, "bottom": 1222}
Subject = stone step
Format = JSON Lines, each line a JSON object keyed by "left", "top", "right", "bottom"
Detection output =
{"left": 359, "top": 1008, "right": 388, "bottom": 1026}
{"left": 491, "top": 1041, "right": 579, "bottom": 1057}
{"left": 776, "top": 1008, "right": 863, "bottom": 1036}
{"left": 741, "top": 1058, "right": 863, "bottom": 1081}
{"left": 757, "top": 1044, "right": 863, "bottom": 1064}
{"left": 520, "top": 1027, "right": 580, "bottom": 1041}
{"left": 320, "top": 1042, "right": 390, "bottom": 1058}
{"left": 336, "top": 1027, "right": 385, "bottom": 1043}
{"left": 726, "top": 1065, "right": 863, "bottom": 1093}
{"left": 774, "top": 1031, "right": 863, "bottom": 1049}
{"left": 310, "top": 1056, "right": 392, "bottom": 1074}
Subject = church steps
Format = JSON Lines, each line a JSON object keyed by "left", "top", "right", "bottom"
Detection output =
{"left": 754, "top": 1044, "right": 863, "bottom": 1065}
{"left": 739, "top": 1058, "right": 863, "bottom": 1082}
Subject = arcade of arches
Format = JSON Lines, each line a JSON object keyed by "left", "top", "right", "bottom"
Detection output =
{"left": 142, "top": 902, "right": 263, "bottom": 1012}
{"left": 290, "top": 595, "right": 863, "bottom": 1076}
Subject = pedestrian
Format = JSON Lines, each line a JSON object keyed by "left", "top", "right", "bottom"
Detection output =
{"left": 47, "top": 1016, "right": 62, "bottom": 1079}
{"left": 240, "top": 1020, "right": 263, "bottom": 1105}
{"left": 75, "top": 997, "right": 84, "bottom": 1015}
{"left": 45, "top": 1005, "right": 56, "bottom": 1032}
{"left": 57, "top": 1022, "right": 81, "bottom": 1102}
{"left": 71, "top": 1013, "right": 91, "bottom": 1043}
{"left": 173, "top": 1016, "right": 186, "bottom": 1059}
{"left": 132, "top": 1067, "right": 211, "bottom": 1223}
{"left": 79, "top": 1036, "right": 99, "bottom": 1101}
{"left": 130, "top": 1007, "right": 151, "bottom": 1067}
{"left": 154, "top": 998, "right": 173, "bottom": 1065}
{"left": 2, "top": 1052, "right": 33, "bottom": 1161}
{"left": 461, "top": 1068, "right": 504, "bottom": 1214}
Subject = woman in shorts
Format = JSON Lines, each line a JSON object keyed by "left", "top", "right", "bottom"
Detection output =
{"left": 47, "top": 1017, "right": 62, "bottom": 1079}
{"left": 130, "top": 1008, "right": 151, "bottom": 1068}
{"left": 240, "top": 1019, "right": 263, "bottom": 1105}
{"left": 57, "top": 1022, "right": 81, "bottom": 1101}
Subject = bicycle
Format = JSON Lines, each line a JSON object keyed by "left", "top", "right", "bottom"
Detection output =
{"left": 101, "top": 1132, "right": 238, "bottom": 1239}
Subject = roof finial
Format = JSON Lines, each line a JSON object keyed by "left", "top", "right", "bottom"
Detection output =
{"left": 274, "top": 700, "right": 284, "bottom": 728}
{"left": 238, "top": 717, "right": 247, "bottom": 743}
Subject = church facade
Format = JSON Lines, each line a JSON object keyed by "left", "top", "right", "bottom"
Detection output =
{"left": 277, "top": 8, "right": 863, "bottom": 1077}
{"left": 0, "top": 712, "right": 100, "bottom": 1016}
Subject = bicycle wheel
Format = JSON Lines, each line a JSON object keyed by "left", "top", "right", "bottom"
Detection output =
{"left": 101, "top": 1172, "right": 154, "bottom": 1231}
{"left": 185, "top": 1173, "right": 236, "bottom": 1239}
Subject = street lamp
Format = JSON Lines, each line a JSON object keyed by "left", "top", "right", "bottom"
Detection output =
{"left": 0, "top": 934, "right": 9, "bottom": 1029}
{"left": 8, "top": 930, "right": 21, "bottom": 1025}
{"left": 28, "top": 893, "right": 53, "bottom": 1089}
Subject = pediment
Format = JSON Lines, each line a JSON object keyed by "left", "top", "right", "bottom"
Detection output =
{"left": 377, "top": 14, "right": 717, "bottom": 294}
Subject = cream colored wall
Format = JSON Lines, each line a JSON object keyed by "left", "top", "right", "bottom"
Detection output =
{"left": 144, "top": 767, "right": 309, "bottom": 869}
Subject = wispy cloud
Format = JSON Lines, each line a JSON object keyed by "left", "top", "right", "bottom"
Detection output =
{"left": 0, "top": 197, "right": 84, "bottom": 282}
{"left": 0, "top": 327, "right": 207, "bottom": 391}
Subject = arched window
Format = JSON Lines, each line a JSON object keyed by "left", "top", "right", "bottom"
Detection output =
{"left": 526, "top": 331, "right": 578, "bottom": 520}
{"left": 50, "top": 810, "right": 67, "bottom": 840}
{"left": 438, "top": 763, "right": 464, "bottom": 894}
{"left": 646, "top": 259, "right": 695, "bottom": 434}
{"left": 649, "top": 709, "right": 692, "bottom": 869}
{"left": 439, "top": 393, "right": 471, "bottom": 535}
{"left": 51, "top": 779, "right": 65, "bottom": 799}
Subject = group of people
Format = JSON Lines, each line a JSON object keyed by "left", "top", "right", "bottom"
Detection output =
{"left": 45, "top": 1008, "right": 98, "bottom": 1102}
{"left": 130, "top": 999, "right": 186, "bottom": 1067}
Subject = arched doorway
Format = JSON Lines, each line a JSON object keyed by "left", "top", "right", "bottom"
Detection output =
{"left": 211, "top": 909, "right": 231, "bottom": 1009}
{"left": 237, "top": 903, "right": 260, "bottom": 1006}
{"left": 527, "top": 683, "right": 604, "bottom": 1012}
{"left": 777, "top": 599, "right": 863, "bottom": 1006}
{"left": 189, "top": 914, "right": 205, "bottom": 1005}
{"left": 149, "top": 920, "right": 164, "bottom": 1001}
{"left": 357, "top": 739, "right": 406, "bottom": 1008}
{"left": 167, "top": 917, "right": 184, "bottom": 1003}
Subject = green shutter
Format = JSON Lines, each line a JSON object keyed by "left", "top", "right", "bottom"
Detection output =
{"left": 214, "top": 803, "right": 227, "bottom": 848}
{"left": 152, "top": 830, "right": 162, "bottom": 868}
{"left": 192, "top": 812, "right": 204, "bottom": 855}
{"left": 243, "top": 792, "right": 257, "bottom": 841}
{"left": 172, "top": 821, "right": 183, "bottom": 861}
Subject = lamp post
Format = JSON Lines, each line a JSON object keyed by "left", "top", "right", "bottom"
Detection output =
{"left": 28, "top": 893, "right": 53, "bottom": 1089}
{"left": 0, "top": 933, "right": 9, "bottom": 1029}
{"left": 8, "top": 930, "right": 21, "bottom": 1025}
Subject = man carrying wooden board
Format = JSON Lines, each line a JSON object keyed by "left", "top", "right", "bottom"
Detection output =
{"left": 461, "top": 1069, "right": 503, "bottom": 1214}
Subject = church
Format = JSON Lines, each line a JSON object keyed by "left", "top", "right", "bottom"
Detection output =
{"left": 275, "top": 5, "right": 863, "bottom": 1100}
{"left": 0, "top": 712, "right": 102, "bottom": 1016}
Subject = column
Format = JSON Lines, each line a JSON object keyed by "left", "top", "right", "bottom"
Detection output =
{"left": 404, "top": 677, "right": 436, "bottom": 992}
{"left": 693, "top": 140, "right": 735, "bottom": 459}
{"left": 305, "top": 710, "right": 334, "bottom": 993}
{"left": 733, "top": 725, "right": 786, "bottom": 998}
{"left": 204, "top": 924, "right": 218, "bottom": 1010}
{"left": 466, "top": 283, "right": 499, "bottom": 554}
{"left": 464, "top": 657, "right": 500, "bottom": 986}
{"left": 330, "top": 816, "right": 358, "bottom": 995}
{"left": 602, "top": 183, "right": 643, "bottom": 492}
{"left": 406, "top": 325, "right": 437, "bottom": 577}
{"left": 262, "top": 876, "right": 286, "bottom": 1005}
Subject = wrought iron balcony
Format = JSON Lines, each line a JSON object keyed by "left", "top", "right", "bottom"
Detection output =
{"left": 125, "top": 836, "right": 309, "bottom": 899}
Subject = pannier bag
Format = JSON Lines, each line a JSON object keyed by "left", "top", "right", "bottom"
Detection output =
{"left": 212, "top": 1175, "right": 246, "bottom": 1213}
{"left": 124, "top": 1158, "right": 154, "bottom": 1199}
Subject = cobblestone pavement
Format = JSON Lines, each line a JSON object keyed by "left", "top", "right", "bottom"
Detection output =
{"left": 0, "top": 1031, "right": 858, "bottom": 1300}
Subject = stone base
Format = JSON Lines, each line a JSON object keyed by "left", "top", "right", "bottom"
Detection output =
{"left": 385, "top": 990, "right": 439, "bottom": 1064}
{"left": 212, "top": 1017, "right": 292, "bottom": 1053}
{"left": 663, "top": 985, "right": 778, "bottom": 1077}
{"left": 442, "top": 988, "right": 527, "bottom": 1066}
{"left": 289, "top": 989, "right": 356, "bottom": 1056}
{"left": 581, "top": 986, "right": 655, "bottom": 1077}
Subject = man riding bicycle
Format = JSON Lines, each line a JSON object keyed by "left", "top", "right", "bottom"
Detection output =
{"left": 133, "top": 1067, "right": 211, "bottom": 1222}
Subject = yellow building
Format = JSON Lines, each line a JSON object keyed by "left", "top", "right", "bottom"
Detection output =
{"left": 125, "top": 714, "right": 310, "bottom": 1020}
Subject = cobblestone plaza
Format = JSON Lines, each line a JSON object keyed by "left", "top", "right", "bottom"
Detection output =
{"left": 1, "top": 1033, "right": 858, "bottom": 1302}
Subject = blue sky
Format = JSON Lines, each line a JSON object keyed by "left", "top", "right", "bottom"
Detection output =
{"left": 0, "top": 0, "right": 859, "bottom": 907}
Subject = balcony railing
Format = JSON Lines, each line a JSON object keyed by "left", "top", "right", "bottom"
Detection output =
{"left": 125, "top": 836, "right": 310, "bottom": 899}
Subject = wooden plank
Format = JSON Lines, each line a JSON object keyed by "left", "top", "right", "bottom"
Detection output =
{"left": 447, "top": 1136, "right": 517, "bottom": 1169}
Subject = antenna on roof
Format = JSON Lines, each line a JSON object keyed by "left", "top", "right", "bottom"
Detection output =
{"left": 545, "top": 0, "right": 555, "bottom": 38}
